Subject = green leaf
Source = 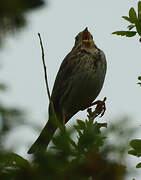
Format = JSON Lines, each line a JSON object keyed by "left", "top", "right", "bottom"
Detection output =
{"left": 76, "top": 120, "right": 86, "bottom": 129}
{"left": 97, "top": 122, "right": 107, "bottom": 129}
{"left": 138, "top": 1, "right": 141, "bottom": 20}
{"left": 138, "top": 76, "right": 141, "bottom": 85}
{"left": 112, "top": 31, "right": 137, "bottom": 37}
{"left": 122, "top": 16, "right": 133, "bottom": 23}
{"left": 128, "top": 149, "right": 138, "bottom": 156}
{"left": 130, "top": 139, "right": 141, "bottom": 151}
{"left": 136, "top": 162, "right": 141, "bottom": 168}
{"left": 135, "top": 20, "right": 141, "bottom": 35}
{"left": 129, "top": 7, "right": 137, "bottom": 23}
{"left": 0, "top": 153, "right": 30, "bottom": 168}
{"left": 127, "top": 24, "right": 135, "bottom": 30}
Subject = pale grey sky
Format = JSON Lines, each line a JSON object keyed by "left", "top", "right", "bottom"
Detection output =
{"left": 0, "top": 0, "right": 141, "bottom": 178}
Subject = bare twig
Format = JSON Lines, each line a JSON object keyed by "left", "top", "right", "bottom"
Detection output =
{"left": 38, "top": 33, "right": 61, "bottom": 128}
{"left": 38, "top": 33, "right": 51, "bottom": 101}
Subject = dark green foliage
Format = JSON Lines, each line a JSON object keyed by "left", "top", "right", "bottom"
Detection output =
{"left": 114, "top": 1, "right": 141, "bottom": 173}
{"left": 122, "top": 16, "right": 133, "bottom": 23}
{"left": 129, "top": 8, "right": 137, "bottom": 23}
{"left": 0, "top": 112, "right": 127, "bottom": 180}
{"left": 0, "top": 104, "right": 25, "bottom": 136}
{"left": 0, "top": 82, "right": 26, "bottom": 152}
{"left": 0, "top": 152, "right": 30, "bottom": 180}
{"left": 0, "top": 152, "right": 29, "bottom": 168}
{"left": 128, "top": 75, "right": 141, "bottom": 169}
{"left": 74, "top": 120, "right": 106, "bottom": 153}
{"left": 112, "top": 1, "right": 141, "bottom": 41}
{"left": 0, "top": 0, "right": 140, "bottom": 178}
{"left": 0, "top": 152, "right": 31, "bottom": 180}
{"left": 112, "top": 31, "right": 137, "bottom": 37}
{"left": 0, "top": 81, "right": 30, "bottom": 179}
{"left": 137, "top": 76, "right": 141, "bottom": 86}
{"left": 0, "top": 0, "right": 45, "bottom": 46}
{"left": 130, "top": 139, "right": 141, "bottom": 150}
{"left": 128, "top": 139, "right": 141, "bottom": 168}
{"left": 138, "top": 1, "right": 141, "bottom": 20}
{"left": 127, "top": 24, "right": 136, "bottom": 30}
{"left": 136, "top": 163, "right": 141, "bottom": 168}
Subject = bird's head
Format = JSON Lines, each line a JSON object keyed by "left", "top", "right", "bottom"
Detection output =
{"left": 74, "top": 27, "right": 96, "bottom": 49}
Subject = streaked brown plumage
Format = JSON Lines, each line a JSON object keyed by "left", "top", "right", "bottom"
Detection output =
{"left": 28, "top": 27, "right": 107, "bottom": 154}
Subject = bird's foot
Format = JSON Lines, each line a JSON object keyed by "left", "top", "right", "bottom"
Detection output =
{"left": 87, "top": 97, "right": 107, "bottom": 118}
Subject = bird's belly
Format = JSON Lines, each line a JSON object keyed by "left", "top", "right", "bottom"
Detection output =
{"left": 63, "top": 67, "right": 105, "bottom": 118}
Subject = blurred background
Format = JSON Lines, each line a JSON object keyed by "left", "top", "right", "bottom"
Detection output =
{"left": 0, "top": 0, "right": 141, "bottom": 179}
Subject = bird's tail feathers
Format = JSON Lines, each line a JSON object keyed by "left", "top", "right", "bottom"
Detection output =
{"left": 28, "top": 116, "right": 57, "bottom": 154}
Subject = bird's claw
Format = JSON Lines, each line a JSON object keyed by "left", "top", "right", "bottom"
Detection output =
{"left": 87, "top": 97, "right": 107, "bottom": 118}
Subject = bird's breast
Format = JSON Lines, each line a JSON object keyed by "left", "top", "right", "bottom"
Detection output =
{"left": 61, "top": 50, "right": 106, "bottom": 119}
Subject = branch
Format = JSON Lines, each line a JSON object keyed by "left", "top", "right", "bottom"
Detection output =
{"left": 38, "top": 33, "right": 61, "bottom": 128}
{"left": 38, "top": 33, "right": 51, "bottom": 101}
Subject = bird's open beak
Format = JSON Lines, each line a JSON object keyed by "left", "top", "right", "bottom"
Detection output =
{"left": 82, "top": 27, "right": 91, "bottom": 43}
{"left": 82, "top": 27, "right": 92, "bottom": 48}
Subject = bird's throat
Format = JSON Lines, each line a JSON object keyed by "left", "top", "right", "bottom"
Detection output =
{"left": 82, "top": 40, "right": 91, "bottom": 48}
